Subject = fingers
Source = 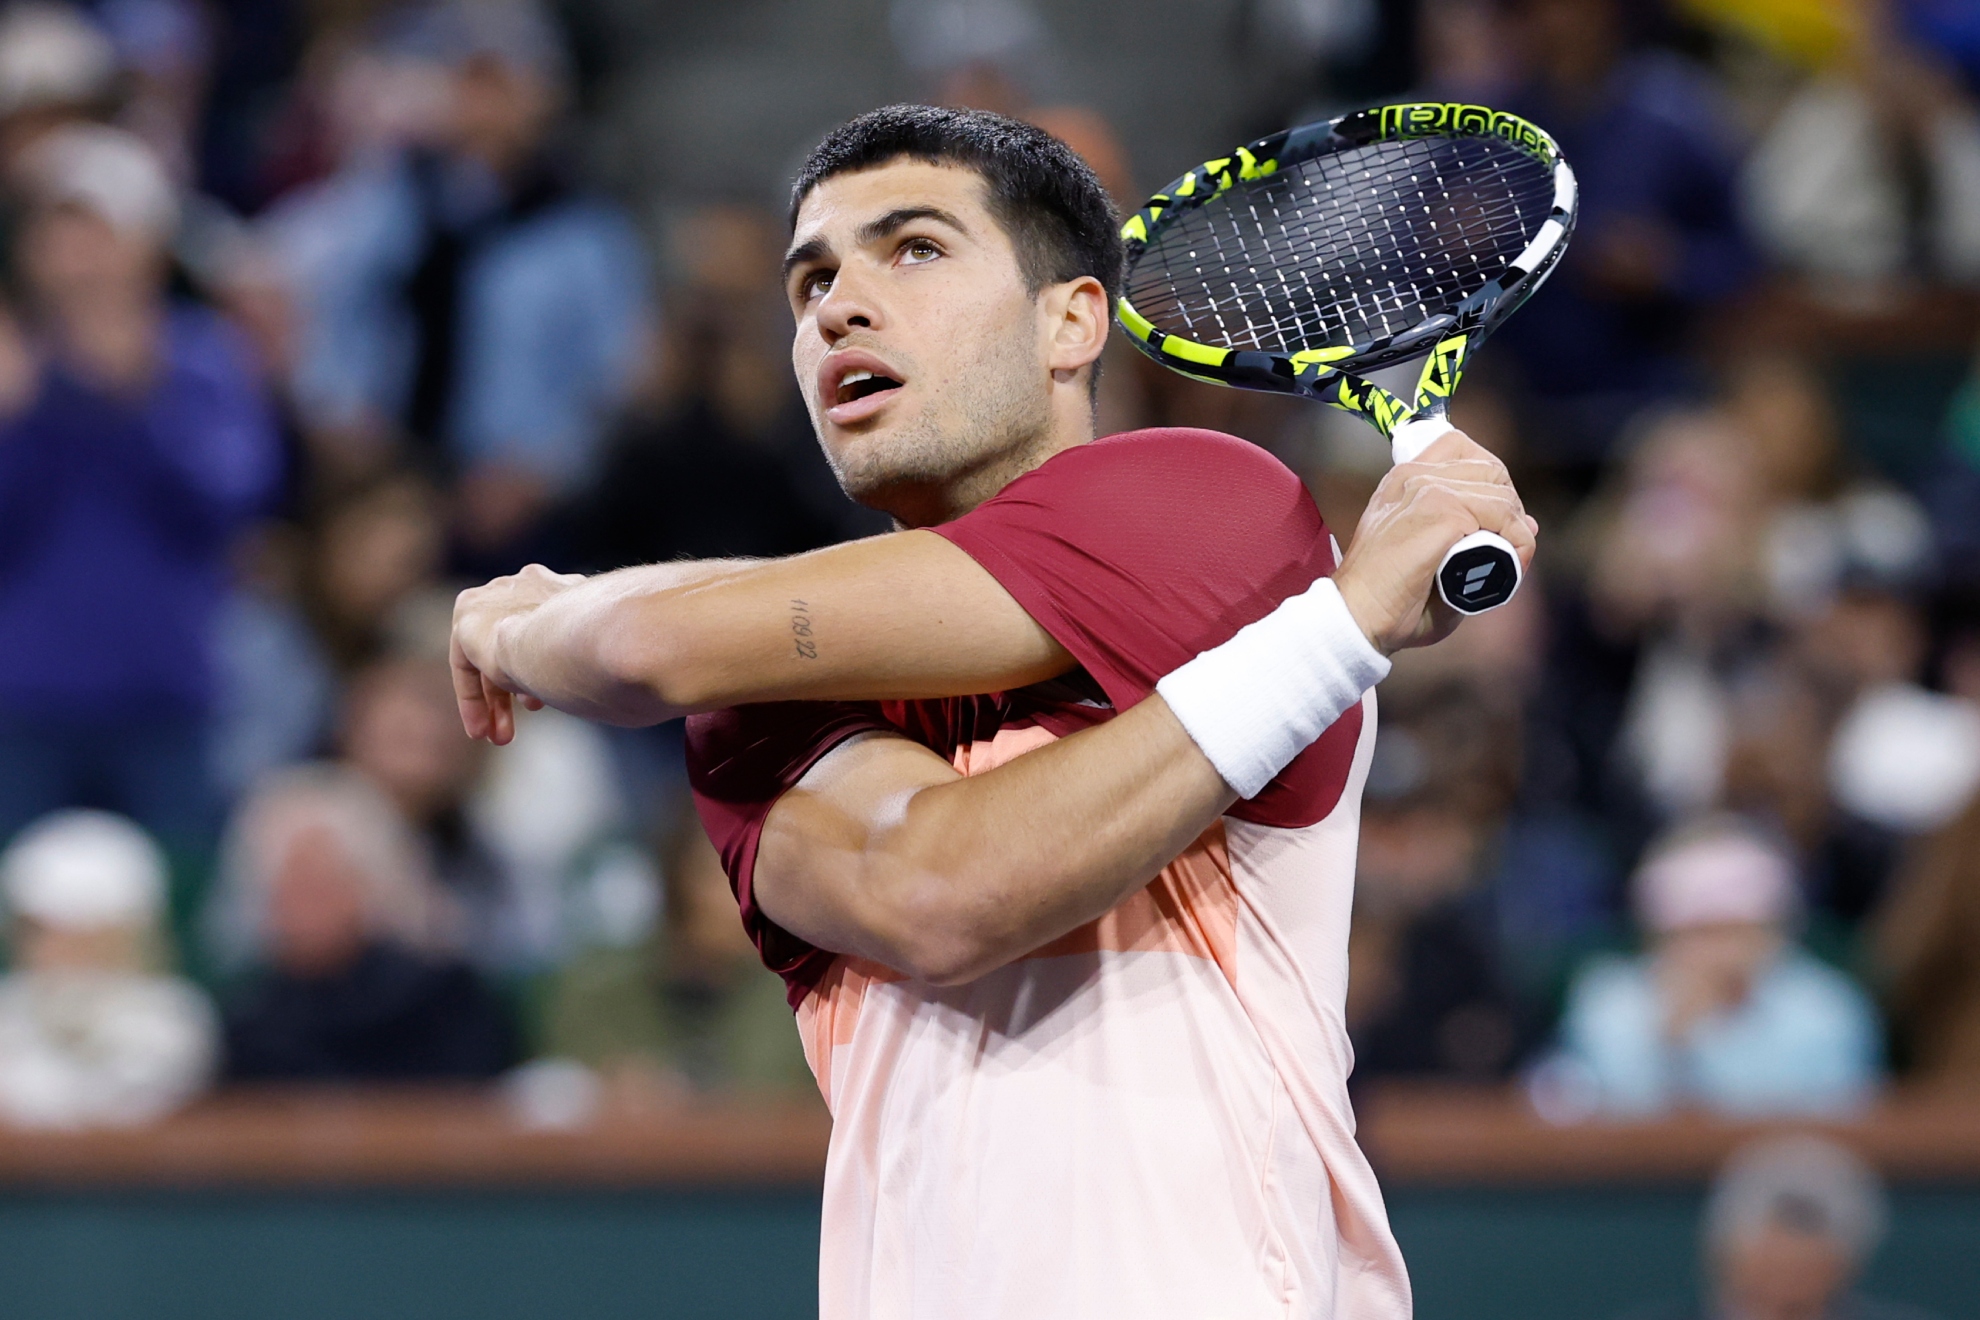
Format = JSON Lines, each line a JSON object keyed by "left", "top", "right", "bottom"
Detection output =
{"left": 1387, "top": 472, "right": 1535, "bottom": 549}
{"left": 481, "top": 671, "right": 516, "bottom": 746}
{"left": 451, "top": 631, "right": 494, "bottom": 741}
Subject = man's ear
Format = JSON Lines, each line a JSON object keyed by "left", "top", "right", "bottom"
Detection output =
{"left": 1043, "top": 275, "right": 1109, "bottom": 382}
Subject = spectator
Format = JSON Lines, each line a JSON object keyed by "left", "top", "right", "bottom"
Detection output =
{"left": 0, "top": 124, "right": 281, "bottom": 852}
{"left": 0, "top": 3, "right": 116, "bottom": 177}
{"left": 299, "top": 467, "right": 446, "bottom": 672}
{"left": 1493, "top": 0, "right": 1751, "bottom": 472}
{"left": 210, "top": 764, "right": 516, "bottom": 1081}
{"left": 1741, "top": 11, "right": 1980, "bottom": 293}
{"left": 338, "top": 651, "right": 527, "bottom": 971}
{"left": 1617, "top": 1134, "right": 1932, "bottom": 1320}
{"left": 1538, "top": 816, "right": 1882, "bottom": 1118}
{"left": 538, "top": 817, "right": 813, "bottom": 1099}
{"left": 1874, "top": 793, "right": 1980, "bottom": 1088}
{"left": 576, "top": 205, "right": 872, "bottom": 573}
{"left": 1347, "top": 681, "right": 1534, "bottom": 1083}
{"left": 208, "top": 521, "right": 336, "bottom": 801}
{"left": 0, "top": 810, "right": 216, "bottom": 1128}
{"left": 261, "top": 0, "right": 649, "bottom": 571}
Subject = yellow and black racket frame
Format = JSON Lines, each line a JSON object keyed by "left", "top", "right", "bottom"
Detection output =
{"left": 1115, "top": 102, "right": 1580, "bottom": 440}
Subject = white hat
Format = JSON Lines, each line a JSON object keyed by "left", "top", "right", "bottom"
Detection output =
{"left": 22, "top": 122, "right": 179, "bottom": 240}
{"left": 1, "top": 809, "right": 168, "bottom": 930}
{"left": 1635, "top": 817, "right": 1799, "bottom": 933}
{"left": 0, "top": 4, "right": 116, "bottom": 119}
{"left": 1829, "top": 684, "right": 1980, "bottom": 834}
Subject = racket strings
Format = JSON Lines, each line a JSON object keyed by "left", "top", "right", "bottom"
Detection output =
{"left": 1126, "top": 135, "right": 1554, "bottom": 355}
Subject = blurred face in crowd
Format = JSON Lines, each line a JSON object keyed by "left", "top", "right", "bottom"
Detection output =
{"left": 446, "top": 54, "right": 557, "bottom": 173}
{"left": 1717, "top": 1220, "right": 1853, "bottom": 1320}
{"left": 1796, "top": 590, "right": 1926, "bottom": 694}
{"left": 313, "top": 476, "right": 444, "bottom": 637}
{"left": 1725, "top": 355, "right": 1838, "bottom": 503}
{"left": 1592, "top": 411, "right": 1763, "bottom": 634}
{"left": 342, "top": 659, "right": 483, "bottom": 825}
{"left": 1515, "top": 0, "right": 1622, "bottom": 95}
{"left": 266, "top": 824, "right": 372, "bottom": 978}
{"left": 784, "top": 160, "right": 1106, "bottom": 525}
{"left": 1655, "top": 920, "right": 1783, "bottom": 1039}
{"left": 17, "top": 200, "right": 163, "bottom": 309}
{"left": 9, "top": 916, "right": 145, "bottom": 977}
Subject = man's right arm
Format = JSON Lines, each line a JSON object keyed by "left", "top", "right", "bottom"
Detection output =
{"left": 749, "top": 431, "right": 1539, "bottom": 984}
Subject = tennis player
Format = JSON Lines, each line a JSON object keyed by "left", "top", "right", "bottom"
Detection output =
{"left": 451, "top": 105, "right": 1535, "bottom": 1318}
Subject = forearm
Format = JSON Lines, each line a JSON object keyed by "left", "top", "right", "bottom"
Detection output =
{"left": 764, "top": 695, "right": 1236, "bottom": 985}
{"left": 480, "top": 531, "right": 1071, "bottom": 727}
{"left": 491, "top": 558, "right": 762, "bottom": 724}
{"left": 765, "top": 577, "right": 1391, "bottom": 983}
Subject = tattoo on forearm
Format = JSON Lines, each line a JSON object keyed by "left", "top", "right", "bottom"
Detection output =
{"left": 790, "top": 599, "right": 818, "bottom": 660}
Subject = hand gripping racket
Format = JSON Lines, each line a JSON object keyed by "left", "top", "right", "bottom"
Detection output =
{"left": 1116, "top": 102, "right": 1578, "bottom": 614}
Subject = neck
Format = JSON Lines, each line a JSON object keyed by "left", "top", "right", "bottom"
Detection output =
{"left": 893, "top": 389, "right": 1097, "bottom": 528}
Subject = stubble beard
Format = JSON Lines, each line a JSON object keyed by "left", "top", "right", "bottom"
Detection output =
{"left": 821, "top": 324, "right": 1055, "bottom": 527}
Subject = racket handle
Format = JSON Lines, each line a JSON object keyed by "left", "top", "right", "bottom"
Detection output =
{"left": 1391, "top": 416, "right": 1521, "bottom": 613}
{"left": 1437, "top": 529, "right": 1521, "bottom": 615}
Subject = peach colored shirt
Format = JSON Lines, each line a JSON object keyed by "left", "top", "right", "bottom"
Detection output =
{"left": 689, "top": 430, "right": 1410, "bottom": 1317}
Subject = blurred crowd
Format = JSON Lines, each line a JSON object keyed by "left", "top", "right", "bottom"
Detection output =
{"left": 0, "top": 0, "right": 1975, "bottom": 1156}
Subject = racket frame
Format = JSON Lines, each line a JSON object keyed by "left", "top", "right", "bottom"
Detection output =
{"left": 1114, "top": 101, "right": 1579, "bottom": 440}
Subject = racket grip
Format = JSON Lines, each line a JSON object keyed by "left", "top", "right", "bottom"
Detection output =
{"left": 1390, "top": 416, "right": 1455, "bottom": 464}
{"left": 1437, "top": 530, "right": 1522, "bottom": 615}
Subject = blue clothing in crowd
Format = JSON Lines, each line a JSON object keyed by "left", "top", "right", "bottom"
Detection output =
{"left": 267, "top": 150, "right": 648, "bottom": 490}
{"left": 1552, "top": 948, "right": 1883, "bottom": 1118}
{"left": 0, "top": 304, "right": 281, "bottom": 843}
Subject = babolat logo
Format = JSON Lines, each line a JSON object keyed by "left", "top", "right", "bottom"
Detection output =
{"left": 1377, "top": 102, "right": 1547, "bottom": 154}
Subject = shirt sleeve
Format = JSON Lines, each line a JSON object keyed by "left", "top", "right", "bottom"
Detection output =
{"left": 686, "top": 701, "right": 899, "bottom": 1000}
{"left": 931, "top": 427, "right": 1364, "bottom": 828}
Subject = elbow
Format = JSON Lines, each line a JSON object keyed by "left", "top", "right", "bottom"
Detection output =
{"left": 860, "top": 862, "right": 1018, "bottom": 987}
{"left": 893, "top": 937, "right": 1005, "bottom": 989}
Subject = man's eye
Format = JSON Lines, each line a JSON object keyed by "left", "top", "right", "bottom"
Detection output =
{"left": 901, "top": 239, "right": 940, "bottom": 263}
{"left": 801, "top": 270, "right": 834, "bottom": 298}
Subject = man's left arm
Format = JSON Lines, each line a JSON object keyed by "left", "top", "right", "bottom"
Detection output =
{"left": 452, "top": 433, "right": 1532, "bottom": 743}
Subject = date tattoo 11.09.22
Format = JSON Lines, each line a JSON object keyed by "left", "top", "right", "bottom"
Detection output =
{"left": 790, "top": 600, "right": 817, "bottom": 660}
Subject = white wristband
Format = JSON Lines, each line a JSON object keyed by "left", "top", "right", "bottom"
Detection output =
{"left": 1155, "top": 577, "right": 1390, "bottom": 799}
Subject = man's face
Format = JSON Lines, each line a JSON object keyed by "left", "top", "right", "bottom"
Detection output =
{"left": 20, "top": 202, "right": 162, "bottom": 307}
{"left": 784, "top": 160, "right": 1058, "bottom": 525}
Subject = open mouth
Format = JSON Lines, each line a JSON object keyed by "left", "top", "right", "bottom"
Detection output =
{"left": 836, "top": 369, "right": 904, "bottom": 406}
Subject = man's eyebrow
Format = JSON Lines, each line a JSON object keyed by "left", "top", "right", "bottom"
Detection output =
{"left": 782, "top": 235, "right": 831, "bottom": 282}
{"left": 855, "top": 206, "right": 970, "bottom": 248}
{"left": 782, "top": 206, "right": 970, "bottom": 282}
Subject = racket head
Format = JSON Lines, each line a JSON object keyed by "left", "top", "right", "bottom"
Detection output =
{"left": 1115, "top": 102, "right": 1577, "bottom": 410}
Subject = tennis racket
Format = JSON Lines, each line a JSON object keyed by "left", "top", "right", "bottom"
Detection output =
{"left": 1116, "top": 101, "right": 1578, "bottom": 614}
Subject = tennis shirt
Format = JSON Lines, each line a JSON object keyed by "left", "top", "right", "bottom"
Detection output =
{"left": 687, "top": 427, "right": 1410, "bottom": 1319}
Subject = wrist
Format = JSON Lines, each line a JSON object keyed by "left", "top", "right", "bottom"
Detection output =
{"left": 487, "top": 611, "right": 532, "bottom": 695}
{"left": 1155, "top": 577, "right": 1391, "bottom": 799}
{"left": 1330, "top": 569, "right": 1393, "bottom": 658}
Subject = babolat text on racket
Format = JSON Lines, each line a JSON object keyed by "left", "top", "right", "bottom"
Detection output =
{"left": 1116, "top": 101, "right": 1577, "bottom": 614}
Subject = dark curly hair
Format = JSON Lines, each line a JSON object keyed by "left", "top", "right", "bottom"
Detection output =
{"left": 790, "top": 104, "right": 1123, "bottom": 310}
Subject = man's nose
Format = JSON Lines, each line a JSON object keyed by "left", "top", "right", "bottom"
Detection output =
{"left": 817, "top": 266, "right": 881, "bottom": 342}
